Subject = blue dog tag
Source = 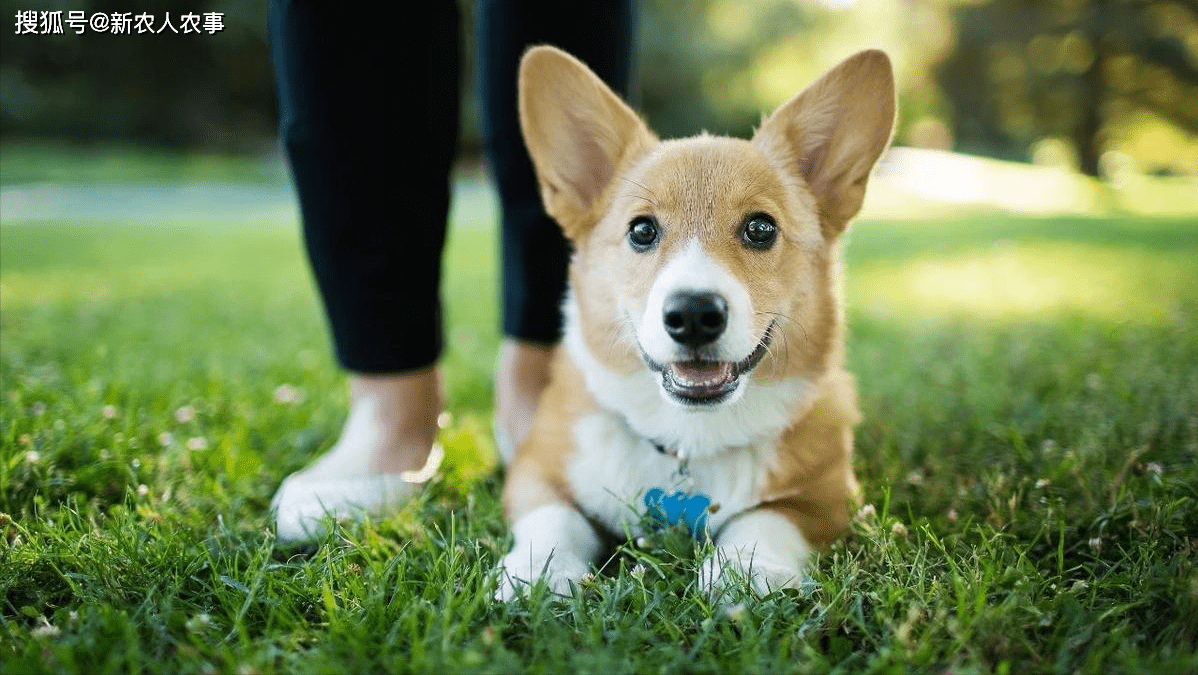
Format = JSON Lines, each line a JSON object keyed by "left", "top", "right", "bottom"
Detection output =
{"left": 644, "top": 487, "right": 711, "bottom": 538}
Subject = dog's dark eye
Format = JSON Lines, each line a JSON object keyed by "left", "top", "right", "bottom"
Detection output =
{"left": 628, "top": 216, "right": 660, "bottom": 251}
{"left": 741, "top": 214, "right": 778, "bottom": 249}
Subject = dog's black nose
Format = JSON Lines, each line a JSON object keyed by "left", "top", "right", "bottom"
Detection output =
{"left": 663, "top": 292, "right": 727, "bottom": 347}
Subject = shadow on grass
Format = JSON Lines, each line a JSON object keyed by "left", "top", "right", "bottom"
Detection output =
{"left": 849, "top": 214, "right": 1198, "bottom": 261}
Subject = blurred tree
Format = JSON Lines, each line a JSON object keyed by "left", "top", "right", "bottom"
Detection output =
{"left": 18, "top": 0, "right": 1191, "bottom": 179}
{"left": 637, "top": 0, "right": 823, "bottom": 138}
{"left": 637, "top": 0, "right": 953, "bottom": 146}
{"left": 1, "top": 0, "right": 935, "bottom": 158}
{"left": 936, "top": 0, "right": 1198, "bottom": 176}
{"left": 1, "top": 0, "right": 275, "bottom": 151}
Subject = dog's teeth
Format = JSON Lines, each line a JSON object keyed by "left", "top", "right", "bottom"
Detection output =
{"left": 671, "top": 362, "right": 733, "bottom": 386}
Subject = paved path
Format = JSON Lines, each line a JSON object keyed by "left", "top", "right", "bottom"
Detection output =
{"left": 5, "top": 150, "right": 1183, "bottom": 226}
{"left": 0, "top": 175, "right": 500, "bottom": 228}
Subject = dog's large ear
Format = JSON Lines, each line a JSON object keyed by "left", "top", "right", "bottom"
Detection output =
{"left": 519, "top": 45, "right": 656, "bottom": 240}
{"left": 753, "top": 50, "right": 895, "bottom": 237}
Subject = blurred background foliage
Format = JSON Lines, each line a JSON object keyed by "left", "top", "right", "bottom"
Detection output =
{"left": 1, "top": 0, "right": 1195, "bottom": 179}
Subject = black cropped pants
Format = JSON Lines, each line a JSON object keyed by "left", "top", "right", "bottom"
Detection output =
{"left": 268, "top": 0, "right": 634, "bottom": 373}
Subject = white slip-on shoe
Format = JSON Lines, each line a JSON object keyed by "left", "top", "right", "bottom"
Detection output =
{"left": 271, "top": 443, "right": 444, "bottom": 544}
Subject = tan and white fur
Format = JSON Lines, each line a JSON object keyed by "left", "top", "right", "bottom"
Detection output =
{"left": 496, "top": 46, "right": 895, "bottom": 599}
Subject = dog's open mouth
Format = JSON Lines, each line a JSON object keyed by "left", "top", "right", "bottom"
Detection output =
{"left": 663, "top": 360, "right": 738, "bottom": 403}
{"left": 647, "top": 322, "right": 776, "bottom": 405}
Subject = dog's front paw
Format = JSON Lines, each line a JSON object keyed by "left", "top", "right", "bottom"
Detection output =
{"left": 496, "top": 503, "right": 602, "bottom": 601}
{"left": 494, "top": 550, "right": 591, "bottom": 601}
{"left": 700, "top": 508, "right": 815, "bottom": 599}
{"left": 699, "top": 549, "right": 806, "bottom": 599}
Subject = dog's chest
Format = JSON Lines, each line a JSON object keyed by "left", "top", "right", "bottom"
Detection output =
{"left": 563, "top": 411, "right": 775, "bottom": 537}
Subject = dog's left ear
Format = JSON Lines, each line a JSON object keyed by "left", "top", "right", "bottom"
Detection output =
{"left": 753, "top": 50, "right": 896, "bottom": 237}
{"left": 519, "top": 45, "right": 656, "bottom": 240}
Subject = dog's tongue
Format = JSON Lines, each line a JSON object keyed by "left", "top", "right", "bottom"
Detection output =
{"left": 670, "top": 361, "right": 733, "bottom": 388}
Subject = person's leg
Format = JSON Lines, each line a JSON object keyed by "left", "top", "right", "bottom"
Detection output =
{"left": 477, "top": 0, "right": 636, "bottom": 459}
{"left": 268, "top": 0, "right": 460, "bottom": 539}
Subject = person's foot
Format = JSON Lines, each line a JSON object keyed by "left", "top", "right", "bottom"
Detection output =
{"left": 272, "top": 367, "right": 445, "bottom": 542}
{"left": 493, "top": 339, "right": 554, "bottom": 465}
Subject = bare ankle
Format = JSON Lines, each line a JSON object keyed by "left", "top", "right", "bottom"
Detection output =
{"left": 349, "top": 367, "right": 443, "bottom": 430}
{"left": 495, "top": 339, "right": 555, "bottom": 449}
{"left": 339, "top": 367, "right": 443, "bottom": 474}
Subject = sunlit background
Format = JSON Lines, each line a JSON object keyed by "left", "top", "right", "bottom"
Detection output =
{"left": 2, "top": 0, "right": 1196, "bottom": 322}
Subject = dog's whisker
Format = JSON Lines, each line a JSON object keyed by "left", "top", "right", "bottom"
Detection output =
{"left": 755, "top": 310, "right": 809, "bottom": 373}
{"left": 601, "top": 314, "right": 638, "bottom": 360}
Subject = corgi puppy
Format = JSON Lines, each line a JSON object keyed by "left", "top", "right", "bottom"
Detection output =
{"left": 496, "top": 46, "right": 895, "bottom": 599}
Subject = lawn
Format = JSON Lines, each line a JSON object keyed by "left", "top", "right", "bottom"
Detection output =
{"left": 1, "top": 167, "right": 1196, "bottom": 673}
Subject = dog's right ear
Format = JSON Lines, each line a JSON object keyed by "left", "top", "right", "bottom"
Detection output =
{"left": 753, "top": 50, "right": 896, "bottom": 238}
{"left": 519, "top": 45, "right": 656, "bottom": 240}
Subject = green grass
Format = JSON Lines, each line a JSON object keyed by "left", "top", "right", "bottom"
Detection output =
{"left": 2, "top": 200, "right": 1196, "bottom": 672}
